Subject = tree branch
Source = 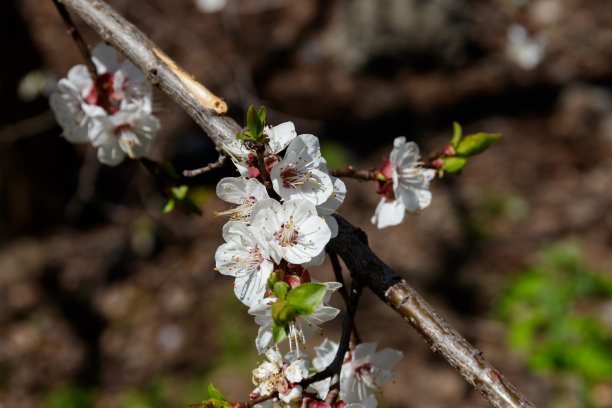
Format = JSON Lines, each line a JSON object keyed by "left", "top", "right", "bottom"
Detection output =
{"left": 55, "top": 1, "right": 536, "bottom": 407}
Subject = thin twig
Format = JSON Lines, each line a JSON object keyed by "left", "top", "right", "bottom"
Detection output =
{"left": 302, "top": 280, "right": 362, "bottom": 388}
{"left": 56, "top": 1, "right": 537, "bottom": 406}
{"left": 182, "top": 153, "right": 227, "bottom": 177}
{"left": 329, "top": 166, "right": 377, "bottom": 181}
{"left": 52, "top": 0, "right": 96, "bottom": 75}
{"left": 327, "top": 249, "right": 349, "bottom": 306}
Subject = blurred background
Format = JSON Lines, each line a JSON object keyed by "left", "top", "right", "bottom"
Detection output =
{"left": 3, "top": 0, "right": 612, "bottom": 406}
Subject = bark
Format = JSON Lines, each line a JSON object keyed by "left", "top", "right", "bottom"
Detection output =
{"left": 56, "top": 1, "right": 537, "bottom": 406}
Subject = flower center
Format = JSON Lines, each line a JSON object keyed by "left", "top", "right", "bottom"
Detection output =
{"left": 274, "top": 222, "right": 298, "bottom": 247}
{"left": 281, "top": 166, "right": 308, "bottom": 189}
{"left": 84, "top": 73, "right": 123, "bottom": 114}
{"left": 353, "top": 362, "right": 376, "bottom": 388}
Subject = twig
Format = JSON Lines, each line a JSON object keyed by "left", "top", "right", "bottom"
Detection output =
{"left": 51, "top": 0, "right": 97, "bottom": 75}
{"left": 182, "top": 153, "right": 227, "bottom": 177}
{"left": 302, "top": 280, "right": 362, "bottom": 388}
{"left": 329, "top": 166, "right": 376, "bottom": 181}
{"left": 56, "top": 1, "right": 537, "bottom": 406}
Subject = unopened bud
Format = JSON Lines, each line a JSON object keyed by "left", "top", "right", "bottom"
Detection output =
{"left": 442, "top": 145, "right": 456, "bottom": 157}
{"left": 430, "top": 158, "right": 445, "bottom": 169}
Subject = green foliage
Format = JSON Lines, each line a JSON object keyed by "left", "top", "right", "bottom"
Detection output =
{"left": 237, "top": 105, "right": 267, "bottom": 143}
{"left": 286, "top": 283, "right": 326, "bottom": 315}
{"left": 270, "top": 283, "right": 326, "bottom": 344}
{"left": 442, "top": 157, "right": 467, "bottom": 173}
{"left": 498, "top": 243, "right": 612, "bottom": 405}
{"left": 455, "top": 132, "right": 502, "bottom": 157}
{"left": 438, "top": 123, "right": 502, "bottom": 177}
{"left": 273, "top": 281, "right": 290, "bottom": 299}
{"left": 44, "top": 384, "right": 94, "bottom": 408}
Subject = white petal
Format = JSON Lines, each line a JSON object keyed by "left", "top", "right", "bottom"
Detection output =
{"left": 371, "top": 198, "right": 405, "bottom": 229}
{"left": 265, "top": 121, "right": 297, "bottom": 154}
{"left": 91, "top": 43, "right": 120, "bottom": 74}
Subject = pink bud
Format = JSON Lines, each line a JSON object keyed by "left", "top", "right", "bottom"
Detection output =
{"left": 430, "top": 158, "right": 444, "bottom": 169}
{"left": 378, "top": 158, "right": 393, "bottom": 180}
{"left": 442, "top": 145, "right": 456, "bottom": 157}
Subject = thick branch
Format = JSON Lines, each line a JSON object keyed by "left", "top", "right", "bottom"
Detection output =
{"left": 56, "top": 1, "right": 536, "bottom": 407}
{"left": 327, "top": 215, "right": 535, "bottom": 408}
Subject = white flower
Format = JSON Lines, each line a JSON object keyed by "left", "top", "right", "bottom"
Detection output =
{"left": 371, "top": 137, "right": 435, "bottom": 229}
{"left": 252, "top": 348, "right": 307, "bottom": 402}
{"left": 249, "top": 282, "right": 341, "bottom": 354}
{"left": 250, "top": 198, "right": 331, "bottom": 265}
{"left": 215, "top": 177, "right": 270, "bottom": 221}
{"left": 340, "top": 343, "right": 403, "bottom": 405}
{"left": 49, "top": 43, "right": 158, "bottom": 166}
{"left": 270, "top": 134, "right": 333, "bottom": 205}
{"left": 215, "top": 222, "right": 274, "bottom": 307}
{"left": 506, "top": 24, "right": 546, "bottom": 70}
{"left": 90, "top": 101, "right": 159, "bottom": 166}
{"left": 50, "top": 64, "right": 105, "bottom": 144}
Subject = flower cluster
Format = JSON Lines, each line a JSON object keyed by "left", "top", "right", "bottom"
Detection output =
{"left": 50, "top": 43, "right": 159, "bottom": 166}
{"left": 214, "top": 121, "right": 345, "bottom": 342}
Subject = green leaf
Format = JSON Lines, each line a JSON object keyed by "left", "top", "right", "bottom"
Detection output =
{"left": 159, "top": 161, "right": 179, "bottom": 179}
{"left": 272, "top": 322, "right": 288, "bottom": 344}
{"left": 171, "top": 185, "right": 189, "bottom": 200}
{"left": 451, "top": 122, "right": 462, "bottom": 148}
{"left": 162, "top": 198, "right": 175, "bottom": 213}
{"left": 285, "top": 283, "right": 326, "bottom": 315}
{"left": 442, "top": 157, "right": 467, "bottom": 173}
{"left": 207, "top": 384, "right": 226, "bottom": 401}
{"left": 455, "top": 132, "right": 502, "bottom": 157}
{"left": 236, "top": 132, "right": 253, "bottom": 141}
{"left": 273, "top": 281, "right": 290, "bottom": 299}
{"left": 258, "top": 106, "right": 267, "bottom": 125}
{"left": 246, "top": 105, "right": 258, "bottom": 138}
{"left": 271, "top": 300, "right": 296, "bottom": 326}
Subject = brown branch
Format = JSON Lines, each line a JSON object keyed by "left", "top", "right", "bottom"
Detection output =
{"left": 56, "top": 1, "right": 536, "bottom": 407}
{"left": 329, "top": 165, "right": 377, "bottom": 181}
{"left": 327, "top": 215, "right": 535, "bottom": 408}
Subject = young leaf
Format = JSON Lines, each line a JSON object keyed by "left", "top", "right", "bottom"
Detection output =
{"left": 451, "top": 122, "right": 462, "bottom": 148}
{"left": 171, "top": 185, "right": 189, "bottom": 200}
{"left": 207, "top": 383, "right": 226, "bottom": 401}
{"left": 455, "top": 132, "right": 502, "bottom": 157}
{"left": 272, "top": 322, "right": 289, "bottom": 344}
{"left": 443, "top": 157, "right": 467, "bottom": 173}
{"left": 246, "top": 105, "right": 258, "bottom": 138}
{"left": 273, "top": 281, "right": 290, "bottom": 299}
{"left": 271, "top": 300, "right": 296, "bottom": 326}
{"left": 285, "top": 282, "right": 326, "bottom": 316}
{"left": 162, "top": 198, "right": 175, "bottom": 213}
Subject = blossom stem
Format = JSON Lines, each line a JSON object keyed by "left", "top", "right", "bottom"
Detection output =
{"left": 329, "top": 166, "right": 377, "bottom": 181}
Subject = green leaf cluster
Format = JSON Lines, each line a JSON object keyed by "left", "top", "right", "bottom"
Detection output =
{"left": 497, "top": 243, "right": 612, "bottom": 402}
{"left": 237, "top": 105, "right": 267, "bottom": 143}
{"left": 442, "top": 122, "right": 501, "bottom": 174}
{"left": 270, "top": 282, "right": 326, "bottom": 343}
